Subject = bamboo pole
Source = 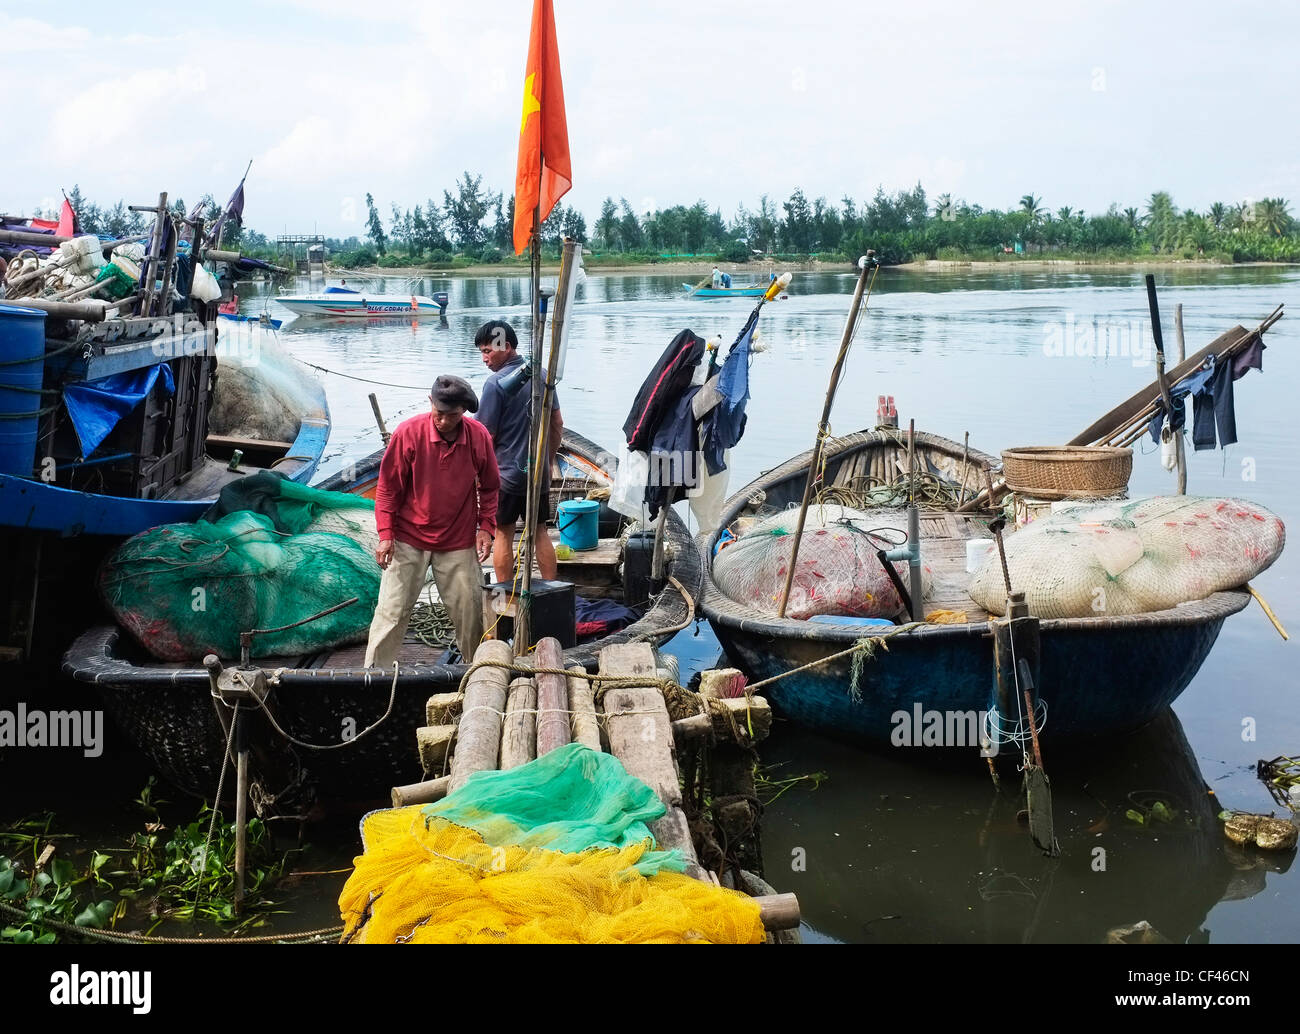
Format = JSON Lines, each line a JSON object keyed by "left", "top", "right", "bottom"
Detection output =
{"left": 516, "top": 206, "right": 544, "bottom": 655}
{"left": 136, "top": 191, "right": 167, "bottom": 317}
{"left": 1174, "top": 303, "right": 1187, "bottom": 495}
{"left": 368, "top": 393, "right": 391, "bottom": 445}
{"left": 776, "top": 254, "right": 878, "bottom": 618}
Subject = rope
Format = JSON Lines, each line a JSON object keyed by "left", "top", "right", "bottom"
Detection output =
{"left": 743, "top": 622, "right": 924, "bottom": 695}
{"left": 248, "top": 662, "right": 400, "bottom": 751}
{"left": 0, "top": 339, "right": 83, "bottom": 365}
{"left": 297, "top": 359, "right": 429, "bottom": 391}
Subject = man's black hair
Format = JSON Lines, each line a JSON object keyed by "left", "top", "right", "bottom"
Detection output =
{"left": 474, "top": 319, "right": 518, "bottom": 351}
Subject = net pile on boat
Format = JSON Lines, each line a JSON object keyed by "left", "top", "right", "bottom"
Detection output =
{"left": 969, "top": 496, "right": 1285, "bottom": 618}
{"left": 339, "top": 743, "right": 765, "bottom": 944}
{"left": 209, "top": 331, "right": 321, "bottom": 444}
{"left": 99, "top": 478, "right": 380, "bottom": 660}
{"left": 712, "top": 504, "right": 932, "bottom": 620}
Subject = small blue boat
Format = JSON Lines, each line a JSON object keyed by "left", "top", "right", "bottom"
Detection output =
{"left": 218, "top": 311, "right": 283, "bottom": 330}
{"left": 700, "top": 427, "right": 1254, "bottom": 749}
{"left": 682, "top": 283, "right": 768, "bottom": 298}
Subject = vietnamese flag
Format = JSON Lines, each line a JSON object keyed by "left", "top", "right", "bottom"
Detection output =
{"left": 513, "top": 0, "right": 571, "bottom": 255}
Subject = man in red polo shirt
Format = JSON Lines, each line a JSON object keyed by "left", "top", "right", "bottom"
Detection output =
{"left": 364, "top": 374, "right": 500, "bottom": 666}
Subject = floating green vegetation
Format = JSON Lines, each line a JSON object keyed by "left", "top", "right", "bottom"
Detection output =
{"left": 756, "top": 762, "right": 828, "bottom": 806}
{"left": 0, "top": 778, "right": 296, "bottom": 944}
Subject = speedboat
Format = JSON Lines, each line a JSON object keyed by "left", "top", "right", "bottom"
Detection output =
{"left": 277, "top": 286, "right": 449, "bottom": 319}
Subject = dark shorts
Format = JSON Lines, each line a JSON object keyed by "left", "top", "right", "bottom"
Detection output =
{"left": 497, "top": 484, "right": 551, "bottom": 527}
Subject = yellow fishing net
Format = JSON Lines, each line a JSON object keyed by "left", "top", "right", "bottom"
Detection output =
{"left": 339, "top": 744, "right": 765, "bottom": 944}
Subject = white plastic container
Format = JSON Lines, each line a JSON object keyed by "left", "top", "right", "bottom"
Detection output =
{"left": 966, "top": 538, "right": 994, "bottom": 573}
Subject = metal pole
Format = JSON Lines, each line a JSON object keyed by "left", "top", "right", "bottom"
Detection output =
{"left": 776, "top": 255, "right": 878, "bottom": 618}
{"left": 1174, "top": 302, "right": 1187, "bottom": 495}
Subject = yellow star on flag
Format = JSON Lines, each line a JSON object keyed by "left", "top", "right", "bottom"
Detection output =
{"left": 520, "top": 72, "right": 541, "bottom": 134}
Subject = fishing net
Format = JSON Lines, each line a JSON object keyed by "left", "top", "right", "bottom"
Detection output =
{"left": 202, "top": 470, "right": 380, "bottom": 556}
{"left": 339, "top": 743, "right": 765, "bottom": 944}
{"left": 100, "top": 480, "right": 380, "bottom": 661}
{"left": 209, "top": 329, "right": 322, "bottom": 443}
{"left": 969, "top": 496, "right": 1286, "bottom": 618}
{"left": 712, "top": 504, "right": 932, "bottom": 620}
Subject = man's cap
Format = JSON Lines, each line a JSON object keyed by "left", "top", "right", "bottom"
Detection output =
{"left": 431, "top": 374, "right": 478, "bottom": 413}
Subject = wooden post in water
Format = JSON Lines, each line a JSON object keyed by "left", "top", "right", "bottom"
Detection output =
{"left": 776, "top": 254, "right": 879, "bottom": 618}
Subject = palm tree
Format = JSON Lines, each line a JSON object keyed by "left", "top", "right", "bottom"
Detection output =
{"left": 1257, "top": 198, "right": 1292, "bottom": 236}
{"left": 1122, "top": 207, "right": 1141, "bottom": 232}
{"left": 1208, "top": 202, "right": 1227, "bottom": 230}
{"left": 1146, "top": 191, "right": 1177, "bottom": 252}
{"left": 1056, "top": 206, "right": 1073, "bottom": 221}
{"left": 1019, "top": 194, "right": 1045, "bottom": 222}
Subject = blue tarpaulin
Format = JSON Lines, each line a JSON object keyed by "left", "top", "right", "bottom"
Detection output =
{"left": 63, "top": 364, "right": 174, "bottom": 457}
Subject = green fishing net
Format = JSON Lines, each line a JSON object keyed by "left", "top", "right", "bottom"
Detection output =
{"left": 99, "top": 476, "right": 380, "bottom": 661}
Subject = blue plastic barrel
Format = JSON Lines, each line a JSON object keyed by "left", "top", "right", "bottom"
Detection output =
{"left": 556, "top": 499, "right": 600, "bottom": 551}
{"left": 0, "top": 303, "right": 47, "bottom": 478}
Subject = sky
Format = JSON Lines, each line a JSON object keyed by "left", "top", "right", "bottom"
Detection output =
{"left": 4, "top": 0, "right": 1298, "bottom": 238}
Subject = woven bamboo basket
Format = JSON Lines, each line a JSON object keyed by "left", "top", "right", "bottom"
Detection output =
{"left": 1000, "top": 446, "right": 1132, "bottom": 501}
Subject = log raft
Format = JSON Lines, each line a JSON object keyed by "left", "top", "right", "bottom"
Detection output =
{"left": 387, "top": 637, "right": 799, "bottom": 935}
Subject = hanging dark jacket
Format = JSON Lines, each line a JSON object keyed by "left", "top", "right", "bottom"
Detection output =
{"left": 622, "top": 329, "right": 705, "bottom": 452}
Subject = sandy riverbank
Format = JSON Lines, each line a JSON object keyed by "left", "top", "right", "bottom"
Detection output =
{"left": 331, "top": 256, "right": 1293, "bottom": 279}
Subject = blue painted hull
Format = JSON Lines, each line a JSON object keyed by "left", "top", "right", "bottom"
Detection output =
{"left": 682, "top": 284, "right": 767, "bottom": 298}
{"left": 708, "top": 593, "right": 1247, "bottom": 746}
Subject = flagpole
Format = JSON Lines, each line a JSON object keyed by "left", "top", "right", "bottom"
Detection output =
{"left": 217, "top": 159, "right": 252, "bottom": 251}
{"left": 516, "top": 204, "right": 543, "bottom": 655}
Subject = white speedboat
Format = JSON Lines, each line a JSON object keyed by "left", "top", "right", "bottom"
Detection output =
{"left": 277, "top": 286, "right": 449, "bottom": 319}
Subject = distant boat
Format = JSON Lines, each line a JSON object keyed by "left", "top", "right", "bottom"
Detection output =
{"left": 218, "top": 311, "right": 283, "bottom": 330}
{"left": 683, "top": 283, "right": 768, "bottom": 298}
{"left": 277, "top": 286, "right": 449, "bottom": 319}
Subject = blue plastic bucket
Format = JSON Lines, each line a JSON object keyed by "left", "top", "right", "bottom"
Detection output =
{"left": 556, "top": 499, "right": 600, "bottom": 551}
{"left": 0, "top": 304, "right": 48, "bottom": 478}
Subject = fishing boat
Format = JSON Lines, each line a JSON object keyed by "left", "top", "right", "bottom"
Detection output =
{"left": 698, "top": 425, "right": 1255, "bottom": 748}
{"left": 217, "top": 310, "right": 282, "bottom": 330}
{"left": 276, "top": 286, "right": 449, "bottom": 319}
{"left": 63, "top": 429, "right": 702, "bottom": 801}
{"left": 681, "top": 283, "right": 768, "bottom": 298}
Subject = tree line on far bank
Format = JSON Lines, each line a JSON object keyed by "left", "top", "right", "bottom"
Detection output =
{"left": 38, "top": 178, "right": 1300, "bottom": 269}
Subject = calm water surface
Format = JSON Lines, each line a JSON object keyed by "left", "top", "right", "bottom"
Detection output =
{"left": 120, "top": 266, "right": 1300, "bottom": 941}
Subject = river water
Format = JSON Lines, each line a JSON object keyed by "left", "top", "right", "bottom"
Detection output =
{"left": 233, "top": 264, "right": 1298, "bottom": 943}
{"left": 11, "top": 265, "right": 1295, "bottom": 944}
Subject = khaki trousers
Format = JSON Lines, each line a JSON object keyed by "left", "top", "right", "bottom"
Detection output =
{"left": 364, "top": 541, "right": 484, "bottom": 667}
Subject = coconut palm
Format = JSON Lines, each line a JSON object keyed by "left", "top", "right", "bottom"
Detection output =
{"left": 1056, "top": 206, "right": 1073, "bottom": 221}
{"left": 1122, "top": 207, "right": 1141, "bottom": 232}
{"left": 1257, "top": 198, "right": 1292, "bottom": 236}
{"left": 1208, "top": 202, "right": 1227, "bottom": 230}
{"left": 1019, "top": 194, "right": 1045, "bottom": 223}
{"left": 1146, "top": 191, "right": 1177, "bottom": 252}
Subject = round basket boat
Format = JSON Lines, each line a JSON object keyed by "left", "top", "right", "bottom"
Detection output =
{"left": 1001, "top": 445, "right": 1133, "bottom": 500}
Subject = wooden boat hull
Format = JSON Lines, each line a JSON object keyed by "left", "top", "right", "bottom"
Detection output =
{"left": 699, "top": 426, "right": 1255, "bottom": 747}
{"left": 63, "top": 430, "right": 702, "bottom": 799}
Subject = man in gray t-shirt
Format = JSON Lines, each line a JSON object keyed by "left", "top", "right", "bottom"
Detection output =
{"left": 476, "top": 319, "right": 562, "bottom": 584}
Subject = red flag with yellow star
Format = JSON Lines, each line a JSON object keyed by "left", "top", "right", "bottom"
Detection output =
{"left": 513, "top": 0, "right": 571, "bottom": 255}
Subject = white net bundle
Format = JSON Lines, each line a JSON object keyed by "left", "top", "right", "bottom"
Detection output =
{"left": 306, "top": 505, "right": 380, "bottom": 558}
{"left": 969, "top": 496, "right": 1286, "bottom": 618}
{"left": 713, "top": 505, "right": 932, "bottom": 620}
{"left": 210, "top": 329, "right": 322, "bottom": 443}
